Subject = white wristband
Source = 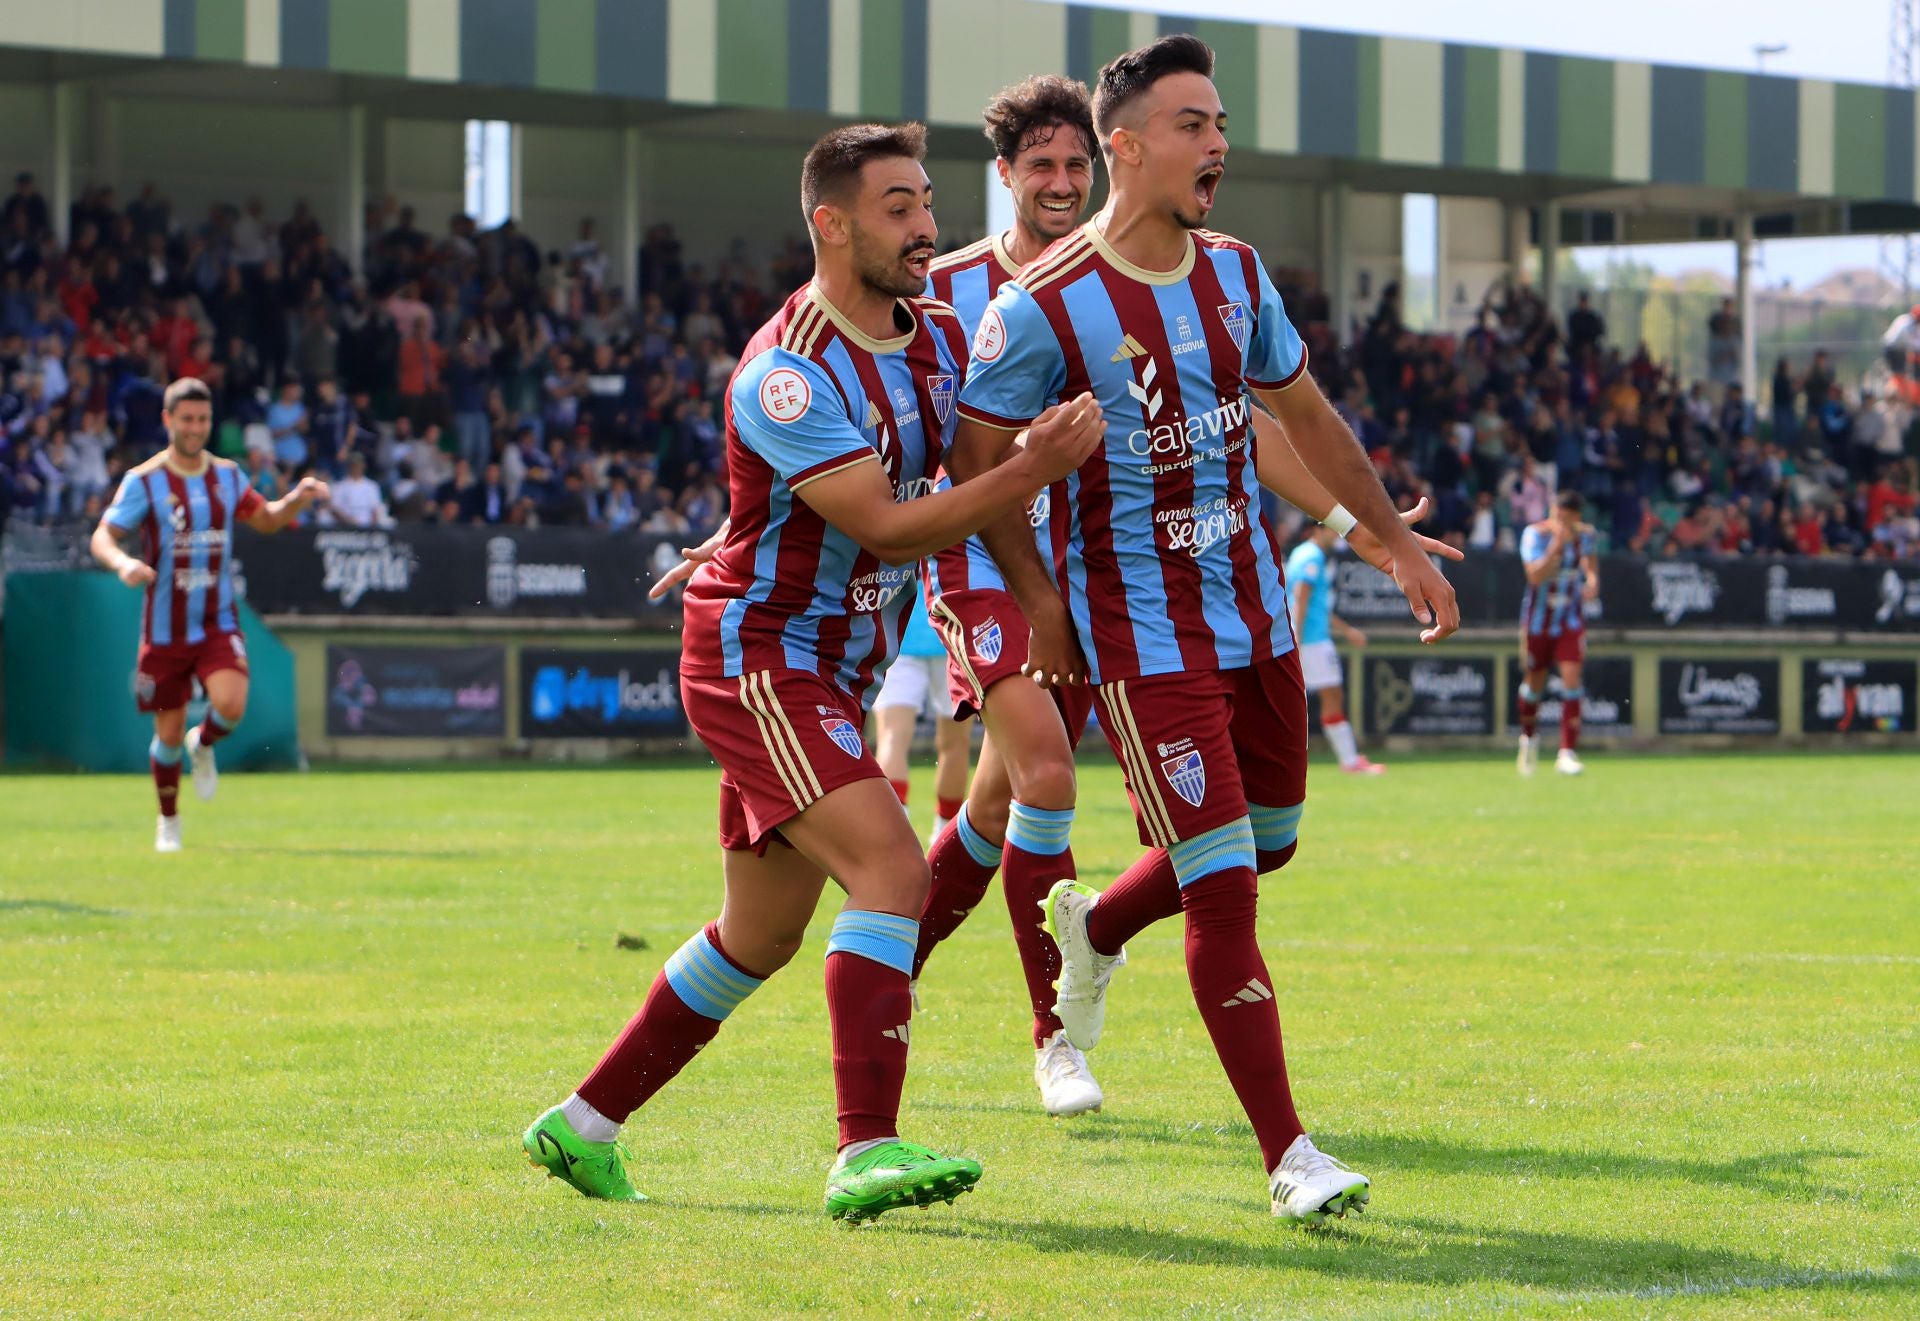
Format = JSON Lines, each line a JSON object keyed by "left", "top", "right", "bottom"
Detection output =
{"left": 1321, "top": 503, "right": 1357, "bottom": 537}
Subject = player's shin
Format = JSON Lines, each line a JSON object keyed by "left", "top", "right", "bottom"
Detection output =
{"left": 1560, "top": 687, "right": 1583, "bottom": 751}
{"left": 1083, "top": 848, "right": 1183, "bottom": 955}
{"left": 1172, "top": 821, "right": 1305, "bottom": 1174}
{"left": 150, "top": 736, "right": 183, "bottom": 816}
{"left": 572, "top": 921, "right": 766, "bottom": 1130}
{"left": 823, "top": 909, "right": 919, "bottom": 1148}
{"left": 1003, "top": 801, "right": 1076, "bottom": 1045}
{"left": 1322, "top": 715, "right": 1360, "bottom": 768}
{"left": 912, "top": 802, "right": 1002, "bottom": 977}
{"left": 196, "top": 707, "right": 238, "bottom": 748}
{"left": 1518, "top": 683, "right": 1542, "bottom": 739}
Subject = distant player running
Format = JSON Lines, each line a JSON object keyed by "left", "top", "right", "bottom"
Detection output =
{"left": 871, "top": 589, "right": 972, "bottom": 841}
{"left": 521, "top": 124, "right": 1103, "bottom": 1223}
{"left": 952, "top": 36, "right": 1459, "bottom": 1224}
{"left": 1285, "top": 523, "right": 1384, "bottom": 774}
{"left": 90, "top": 377, "right": 328, "bottom": 852}
{"left": 1517, "top": 489, "right": 1599, "bottom": 777}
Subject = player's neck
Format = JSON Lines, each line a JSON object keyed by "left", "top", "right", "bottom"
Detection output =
{"left": 163, "top": 444, "right": 209, "bottom": 477}
{"left": 1002, "top": 224, "right": 1052, "bottom": 270}
{"left": 810, "top": 271, "right": 907, "bottom": 348}
{"left": 1092, "top": 199, "right": 1192, "bottom": 276}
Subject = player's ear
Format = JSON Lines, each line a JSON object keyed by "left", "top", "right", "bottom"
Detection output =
{"left": 995, "top": 157, "right": 1014, "bottom": 191}
{"left": 811, "top": 202, "right": 849, "bottom": 248}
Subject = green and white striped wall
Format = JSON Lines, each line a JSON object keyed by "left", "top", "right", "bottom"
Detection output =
{"left": 5, "top": 0, "right": 1914, "bottom": 203}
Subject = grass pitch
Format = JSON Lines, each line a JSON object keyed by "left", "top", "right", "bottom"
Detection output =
{"left": 2, "top": 752, "right": 1916, "bottom": 1319}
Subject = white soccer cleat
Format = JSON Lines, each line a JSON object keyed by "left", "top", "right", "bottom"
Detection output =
{"left": 1517, "top": 734, "right": 1538, "bottom": 777}
{"left": 1556, "top": 748, "right": 1585, "bottom": 776}
{"left": 155, "top": 815, "right": 182, "bottom": 853}
{"left": 1033, "top": 1029, "right": 1103, "bottom": 1117}
{"left": 185, "top": 725, "right": 218, "bottom": 801}
{"left": 1270, "top": 1134, "right": 1371, "bottom": 1225}
{"left": 1039, "top": 880, "right": 1126, "bottom": 1050}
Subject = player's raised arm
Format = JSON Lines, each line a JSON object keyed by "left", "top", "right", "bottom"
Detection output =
{"left": 242, "top": 474, "right": 332, "bottom": 533}
{"left": 797, "top": 395, "right": 1101, "bottom": 565}
{"left": 1521, "top": 522, "right": 1565, "bottom": 586}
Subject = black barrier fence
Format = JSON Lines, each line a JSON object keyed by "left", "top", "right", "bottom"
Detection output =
{"left": 8, "top": 523, "right": 1920, "bottom": 630}
{"left": 325, "top": 644, "right": 508, "bottom": 737}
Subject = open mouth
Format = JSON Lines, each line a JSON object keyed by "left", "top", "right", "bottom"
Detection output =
{"left": 1038, "top": 196, "right": 1079, "bottom": 218}
{"left": 1194, "top": 167, "right": 1223, "bottom": 210}
{"left": 904, "top": 249, "right": 934, "bottom": 277}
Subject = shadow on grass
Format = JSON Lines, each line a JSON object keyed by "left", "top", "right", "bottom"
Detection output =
{"left": 0, "top": 897, "right": 123, "bottom": 917}
{"left": 885, "top": 1210, "right": 1919, "bottom": 1299}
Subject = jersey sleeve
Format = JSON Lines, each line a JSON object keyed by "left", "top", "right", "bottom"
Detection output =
{"left": 1286, "top": 545, "right": 1323, "bottom": 588}
{"left": 235, "top": 484, "right": 266, "bottom": 521}
{"left": 730, "top": 351, "right": 874, "bottom": 489}
{"left": 956, "top": 283, "right": 1066, "bottom": 430}
{"left": 1245, "top": 260, "right": 1309, "bottom": 392}
{"left": 1519, "top": 525, "right": 1550, "bottom": 564}
{"left": 102, "top": 471, "right": 149, "bottom": 531}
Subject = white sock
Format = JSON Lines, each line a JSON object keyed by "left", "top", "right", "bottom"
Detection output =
{"left": 561, "top": 1092, "right": 621, "bottom": 1143}
{"left": 932, "top": 814, "right": 952, "bottom": 840}
{"left": 834, "top": 1135, "right": 897, "bottom": 1166}
{"left": 1325, "top": 719, "right": 1360, "bottom": 768}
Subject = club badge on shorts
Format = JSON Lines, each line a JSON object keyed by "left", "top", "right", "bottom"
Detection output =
{"left": 1159, "top": 743, "right": 1208, "bottom": 808}
{"left": 821, "top": 717, "right": 864, "bottom": 758}
{"left": 971, "top": 617, "right": 1003, "bottom": 665}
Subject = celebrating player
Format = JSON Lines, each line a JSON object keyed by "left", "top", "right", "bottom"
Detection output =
{"left": 521, "top": 123, "right": 1104, "bottom": 1223}
{"left": 1285, "top": 523, "right": 1385, "bottom": 774}
{"left": 870, "top": 589, "right": 972, "bottom": 842}
{"left": 1517, "top": 489, "right": 1600, "bottom": 776}
{"left": 90, "top": 377, "right": 328, "bottom": 852}
{"left": 950, "top": 36, "right": 1458, "bottom": 1224}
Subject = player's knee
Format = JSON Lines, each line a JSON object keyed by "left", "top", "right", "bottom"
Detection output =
{"left": 1010, "top": 754, "right": 1076, "bottom": 812}
{"left": 964, "top": 793, "right": 1010, "bottom": 844}
{"left": 843, "top": 844, "right": 931, "bottom": 915}
{"left": 213, "top": 699, "right": 246, "bottom": 726}
{"left": 1256, "top": 842, "right": 1298, "bottom": 874}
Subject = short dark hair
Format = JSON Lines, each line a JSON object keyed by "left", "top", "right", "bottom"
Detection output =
{"left": 1092, "top": 33, "right": 1215, "bottom": 141}
{"left": 163, "top": 377, "right": 212, "bottom": 411}
{"left": 800, "top": 123, "right": 929, "bottom": 233}
{"left": 983, "top": 75, "right": 1095, "bottom": 163}
{"left": 1557, "top": 489, "right": 1584, "bottom": 512}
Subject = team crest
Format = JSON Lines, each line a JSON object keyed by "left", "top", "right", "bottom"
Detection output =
{"left": 1160, "top": 749, "right": 1207, "bottom": 808}
{"left": 1217, "top": 302, "right": 1249, "bottom": 353}
{"left": 971, "top": 617, "right": 1003, "bottom": 665}
{"left": 927, "top": 374, "right": 955, "bottom": 424}
{"left": 821, "top": 717, "right": 864, "bottom": 758}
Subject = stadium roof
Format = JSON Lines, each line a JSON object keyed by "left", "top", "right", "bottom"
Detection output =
{"left": 5, "top": 0, "right": 1918, "bottom": 233}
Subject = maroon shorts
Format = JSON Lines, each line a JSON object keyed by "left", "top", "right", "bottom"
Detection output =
{"left": 135, "top": 632, "right": 249, "bottom": 713}
{"left": 929, "top": 587, "right": 1031, "bottom": 721}
{"left": 1092, "top": 652, "right": 1309, "bottom": 848}
{"left": 1524, "top": 627, "right": 1586, "bottom": 671}
{"left": 681, "top": 668, "right": 886, "bottom": 855}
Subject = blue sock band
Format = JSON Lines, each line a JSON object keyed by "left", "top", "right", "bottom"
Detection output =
{"left": 662, "top": 928, "right": 764, "bottom": 1021}
{"left": 208, "top": 709, "right": 236, "bottom": 731}
{"left": 953, "top": 802, "right": 1003, "bottom": 868}
{"left": 1560, "top": 687, "right": 1585, "bottom": 700}
{"left": 1005, "top": 802, "right": 1074, "bottom": 856}
{"left": 825, "top": 910, "right": 918, "bottom": 976}
{"left": 149, "top": 738, "right": 183, "bottom": 766}
{"left": 1518, "top": 684, "right": 1541, "bottom": 704}
{"left": 1248, "top": 801, "right": 1304, "bottom": 853}
{"left": 1168, "top": 817, "right": 1258, "bottom": 888}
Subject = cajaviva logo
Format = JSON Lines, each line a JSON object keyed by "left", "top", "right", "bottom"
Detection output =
{"left": 530, "top": 664, "right": 679, "bottom": 724}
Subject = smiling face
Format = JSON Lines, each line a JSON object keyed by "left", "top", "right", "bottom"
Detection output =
{"left": 1108, "top": 70, "right": 1228, "bottom": 229}
{"left": 1001, "top": 122, "right": 1095, "bottom": 244}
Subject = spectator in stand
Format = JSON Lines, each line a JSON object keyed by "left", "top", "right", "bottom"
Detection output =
{"left": 397, "top": 319, "right": 444, "bottom": 430}
{"left": 1802, "top": 350, "right": 1834, "bottom": 420}
{"left": 434, "top": 457, "right": 475, "bottom": 523}
{"left": 1771, "top": 357, "right": 1798, "bottom": 442}
{"left": 4, "top": 172, "right": 50, "bottom": 238}
{"left": 1567, "top": 291, "right": 1605, "bottom": 358}
{"left": 447, "top": 334, "right": 494, "bottom": 470}
{"left": 266, "top": 379, "right": 308, "bottom": 469}
{"left": 325, "top": 451, "right": 388, "bottom": 528}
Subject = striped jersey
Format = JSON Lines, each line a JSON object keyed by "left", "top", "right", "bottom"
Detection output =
{"left": 1519, "top": 521, "right": 1596, "bottom": 637}
{"left": 679, "top": 282, "right": 968, "bottom": 710}
{"left": 956, "top": 223, "right": 1309, "bottom": 683}
{"left": 102, "top": 453, "right": 265, "bottom": 646}
{"left": 923, "top": 232, "right": 1043, "bottom": 599}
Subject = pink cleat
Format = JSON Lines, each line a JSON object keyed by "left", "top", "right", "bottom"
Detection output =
{"left": 1342, "top": 756, "right": 1387, "bottom": 776}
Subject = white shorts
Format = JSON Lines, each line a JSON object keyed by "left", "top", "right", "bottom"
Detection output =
{"left": 873, "top": 653, "right": 946, "bottom": 715}
{"left": 1298, "top": 640, "right": 1344, "bottom": 693}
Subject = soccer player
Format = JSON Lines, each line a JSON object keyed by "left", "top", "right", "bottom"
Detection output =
{"left": 520, "top": 123, "right": 1104, "bottom": 1222}
{"left": 1517, "top": 489, "right": 1600, "bottom": 776}
{"left": 1285, "top": 523, "right": 1384, "bottom": 774}
{"left": 870, "top": 589, "right": 972, "bottom": 841}
{"left": 950, "top": 36, "right": 1458, "bottom": 1223}
{"left": 90, "top": 377, "right": 328, "bottom": 852}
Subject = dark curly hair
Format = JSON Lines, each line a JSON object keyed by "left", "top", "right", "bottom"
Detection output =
{"left": 982, "top": 74, "right": 1095, "bottom": 163}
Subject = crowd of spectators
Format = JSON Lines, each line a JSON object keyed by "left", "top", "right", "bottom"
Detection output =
{"left": 1285, "top": 278, "right": 1920, "bottom": 560}
{"left": 0, "top": 165, "right": 1913, "bottom": 561}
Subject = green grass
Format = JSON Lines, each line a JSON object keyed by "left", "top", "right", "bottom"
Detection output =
{"left": 2, "top": 752, "right": 1917, "bottom": 1319}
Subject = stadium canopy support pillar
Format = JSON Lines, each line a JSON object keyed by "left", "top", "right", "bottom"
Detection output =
{"left": 621, "top": 126, "right": 644, "bottom": 301}
{"left": 1506, "top": 202, "right": 1529, "bottom": 289}
{"left": 1321, "top": 182, "right": 1353, "bottom": 341}
{"left": 1735, "top": 211, "right": 1757, "bottom": 400}
{"left": 1540, "top": 200, "right": 1562, "bottom": 313}
{"left": 342, "top": 105, "right": 367, "bottom": 277}
{"left": 49, "top": 81, "right": 78, "bottom": 249}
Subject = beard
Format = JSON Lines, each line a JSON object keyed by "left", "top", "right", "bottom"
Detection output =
{"left": 852, "top": 230, "right": 932, "bottom": 300}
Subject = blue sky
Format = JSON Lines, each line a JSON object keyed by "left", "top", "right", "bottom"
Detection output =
{"left": 1084, "top": 0, "right": 1902, "bottom": 289}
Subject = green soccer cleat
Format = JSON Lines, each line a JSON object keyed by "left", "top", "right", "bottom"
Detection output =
{"left": 522, "top": 1105, "right": 648, "bottom": 1202}
{"left": 824, "top": 1140, "right": 982, "bottom": 1225}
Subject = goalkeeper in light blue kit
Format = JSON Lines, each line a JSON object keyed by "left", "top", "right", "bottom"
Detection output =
{"left": 1285, "top": 522, "right": 1384, "bottom": 775}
